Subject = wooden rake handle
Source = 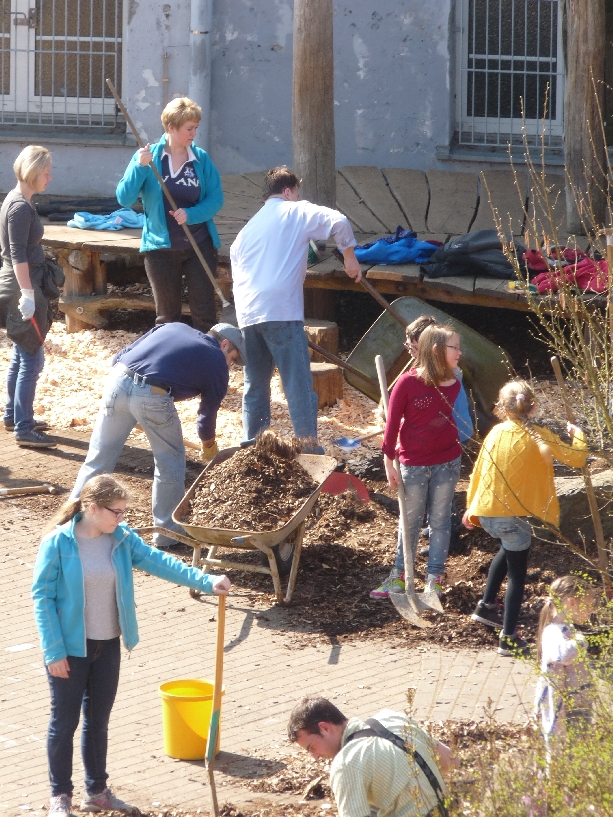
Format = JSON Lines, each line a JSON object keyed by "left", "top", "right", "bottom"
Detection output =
{"left": 105, "top": 78, "right": 230, "bottom": 308}
{"left": 205, "top": 594, "right": 226, "bottom": 817}
{"left": 550, "top": 356, "right": 612, "bottom": 597}
{"left": 550, "top": 356, "right": 576, "bottom": 423}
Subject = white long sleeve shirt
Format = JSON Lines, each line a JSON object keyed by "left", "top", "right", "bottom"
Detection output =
{"left": 230, "top": 197, "right": 356, "bottom": 328}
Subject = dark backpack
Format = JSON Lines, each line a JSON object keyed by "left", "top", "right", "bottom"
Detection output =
{"left": 423, "top": 228, "right": 526, "bottom": 280}
{"left": 344, "top": 717, "right": 449, "bottom": 817}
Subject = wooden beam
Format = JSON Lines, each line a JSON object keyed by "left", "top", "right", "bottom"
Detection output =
{"left": 304, "top": 272, "right": 532, "bottom": 312}
{"left": 292, "top": 0, "right": 335, "bottom": 207}
{"left": 564, "top": 1, "right": 607, "bottom": 233}
{"left": 58, "top": 294, "right": 190, "bottom": 329}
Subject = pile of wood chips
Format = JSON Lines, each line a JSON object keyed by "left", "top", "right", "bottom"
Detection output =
{"left": 0, "top": 323, "right": 381, "bottom": 465}
{"left": 186, "top": 432, "right": 318, "bottom": 531}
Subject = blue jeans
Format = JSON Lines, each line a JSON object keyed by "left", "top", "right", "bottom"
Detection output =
{"left": 3, "top": 342, "right": 45, "bottom": 435}
{"left": 46, "top": 637, "right": 121, "bottom": 797}
{"left": 393, "top": 456, "right": 461, "bottom": 576}
{"left": 242, "top": 321, "right": 321, "bottom": 450}
{"left": 71, "top": 366, "right": 186, "bottom": 546}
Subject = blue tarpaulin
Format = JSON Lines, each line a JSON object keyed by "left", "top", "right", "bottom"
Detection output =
{"left": 354, "top": 226, "right": 438, "bottom": 265}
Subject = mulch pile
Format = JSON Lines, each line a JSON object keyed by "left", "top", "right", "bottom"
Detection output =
{"left": 194, "top": 445, "right": 603, "bottom": 652}
{"left": 186, "top": 433, "right": 317, "bottom": 531}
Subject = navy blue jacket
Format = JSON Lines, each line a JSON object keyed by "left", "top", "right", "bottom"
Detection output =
{"left": 114, "top": 323, "right": 229, "bottom": 440}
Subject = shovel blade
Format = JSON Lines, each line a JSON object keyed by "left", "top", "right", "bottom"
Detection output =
{"left": 333, "top": 437, "right": 359, "bottom": 450}
{"left": 416, "top": 590, "right": 444, "bottom": 614}
{"left": 390, "top": 593, "right": 433, "bottom": 628}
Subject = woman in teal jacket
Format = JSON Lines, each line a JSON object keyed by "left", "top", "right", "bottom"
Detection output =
{"left": 32, "top": 474, "right": 230, "bottom": 817}
{"left": 116, "top": 97, "right": 223, "bottom": 333}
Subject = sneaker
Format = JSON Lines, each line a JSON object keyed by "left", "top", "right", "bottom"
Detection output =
{"left": 15, "top": 429, "right": 57, "bottom": 448}
{"left": 370, "top": 567, "right": 405, "bottom": 599}
{"left": 49, "top": 794, "right": 76, "bottom": 817}
{"left": 471, "top": 601, "right": 503, "bottom": 629}
{"left": 80, "top": 787, "right": 139, "bottom": 814}
{"left": 498, "top": 632, "right": 530, "bottom": 657}
{"left": 5, "top": 419, "right": 50, "bottom": 431}
{"left": 421, "top": 526, "right": 431, "bottom": 539}
{"left": 424, "top": 573, "right": 443, "bottom": 597}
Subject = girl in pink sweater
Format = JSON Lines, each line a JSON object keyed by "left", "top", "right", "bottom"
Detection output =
{"left": 371, "top": 324, "right": 462, "bottom": 599}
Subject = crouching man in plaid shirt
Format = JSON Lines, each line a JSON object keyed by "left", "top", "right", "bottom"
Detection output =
{"left": 288, "top": 696, "right": 457, "bottom": 817}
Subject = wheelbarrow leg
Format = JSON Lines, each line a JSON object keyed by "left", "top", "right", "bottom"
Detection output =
{"left": 232, "top": 535, "right": 284, "bottom": 605}
{"left": 266, "top": 550, "right": 285, "bottom": 606}
{"left": 198, "top": 545, "right": 218, "bottom": 575}
{"left": 284, "top": 521, "right": 305, "bottom": 605}
{"left": 190, "top": 544, "right": 203, "bottom": 599}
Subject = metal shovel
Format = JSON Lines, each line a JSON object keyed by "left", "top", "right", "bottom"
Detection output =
{"left": 375, "top": 355, "right": 443, "bottom": 626}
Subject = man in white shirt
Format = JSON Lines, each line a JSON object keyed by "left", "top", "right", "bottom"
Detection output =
{"left": 230, "top": 166, "right": 362, "bottom": 449}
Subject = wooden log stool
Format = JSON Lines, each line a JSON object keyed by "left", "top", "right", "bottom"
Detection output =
{"left": 310, "top": 361, "right": 343, "bottom": 408}
{"left": 304, "top": 319, "right": 339, "bottom": 362}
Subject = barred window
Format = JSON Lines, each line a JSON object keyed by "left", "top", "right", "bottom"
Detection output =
{"left": 0, "top": 0, "right": 123, "bottom": 130}
{"left": 456, "top": 0, "right": 564, "bottom": 147}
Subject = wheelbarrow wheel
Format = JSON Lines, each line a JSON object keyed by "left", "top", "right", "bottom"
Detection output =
{"left": 260, "top": 538, "right": 295, "bottom": 578}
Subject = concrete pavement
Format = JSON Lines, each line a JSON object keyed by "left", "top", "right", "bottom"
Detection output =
{"left": 0, "top": 429, "right": 535, "bottom": 816}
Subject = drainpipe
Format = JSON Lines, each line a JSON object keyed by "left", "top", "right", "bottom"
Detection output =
{"left": 189, "top": 0, "right": 212, "bottom": 150}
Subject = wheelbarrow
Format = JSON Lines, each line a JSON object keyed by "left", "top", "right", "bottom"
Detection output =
{"left": 139, "top": 446, "right": 337, "bottom": 606}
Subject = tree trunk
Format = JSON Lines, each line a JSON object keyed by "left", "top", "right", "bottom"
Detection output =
{"left": 292, "top": 0, "right": 336, "bottom": 208}
{"left": 564, "top": 0, "right": 607, "bottom": 233}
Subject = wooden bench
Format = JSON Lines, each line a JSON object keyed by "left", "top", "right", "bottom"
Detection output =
{"left": 42, "top": 167, "right": 565, "bottom": 332}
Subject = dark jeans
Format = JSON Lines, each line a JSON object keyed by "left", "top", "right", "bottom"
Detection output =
{"left": 482, "top": 545, "right": 531, "bottom": 636}
{"left": 144, "top": 233, "right": 218, "bottom": 333}
{"left": 46, "top": 638, "right": 121, "bottom": 797}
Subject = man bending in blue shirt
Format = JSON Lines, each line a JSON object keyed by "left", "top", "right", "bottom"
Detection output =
{"left": 70, "top": 322, "right": 245, "bottom": 547}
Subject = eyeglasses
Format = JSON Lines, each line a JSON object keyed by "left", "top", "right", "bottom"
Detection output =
{"left": 105, "top": 507, "right": 126, "bottom": 520}
{"left": 403, "top": 340, "right": 418, "bottom": 352}
{"left": 446, "top": 345, "right": 462, "bottom": 352}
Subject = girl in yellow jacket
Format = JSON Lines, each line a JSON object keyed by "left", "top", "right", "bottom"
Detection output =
{"left": 462, "top": 379, "right": 587, "bottom": 657}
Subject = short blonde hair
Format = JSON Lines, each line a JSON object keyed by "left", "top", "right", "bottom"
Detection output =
{"left": 161, "top": 97, "right": 202, "bottom": 131}
{"left": 14, "top": 145, "right": 51, "bottom": 187}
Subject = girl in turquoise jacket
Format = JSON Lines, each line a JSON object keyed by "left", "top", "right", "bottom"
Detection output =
{"left": 32, "top": 474, "right": 230, "bottom": 817}
{"left": 116, "top": 97, "right": 223, "bottom": 334}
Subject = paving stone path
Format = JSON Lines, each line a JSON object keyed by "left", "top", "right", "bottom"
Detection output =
{"left": 0, "top": 430, "right": 535, "bottom": 816}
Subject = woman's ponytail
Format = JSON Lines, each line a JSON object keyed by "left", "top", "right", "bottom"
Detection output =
{"left": 43, "top": 496, "right": 82, "bottom": 535}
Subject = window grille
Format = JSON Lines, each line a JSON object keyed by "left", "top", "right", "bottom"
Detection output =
{"left": 456, "top": 0, "right": 564, "bottom": 147}
{"left": 0, "top": 0, "right": 122, "bottom": 129}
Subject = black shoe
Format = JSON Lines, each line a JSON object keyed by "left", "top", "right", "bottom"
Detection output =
{"left": 15, "top": 429, "right": 57, "bottom": 448}
{"left": 498, "top": 632, "right": 530, "bottom": 657}
{"left": 471, "top": 601, "right": 503, "bottom": 629}
{"left": 5, "top": 419, "right": 50, "bottom": 432}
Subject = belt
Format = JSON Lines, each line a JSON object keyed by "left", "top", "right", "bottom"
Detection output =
{"left": 117, "top": 364, "right": 172, "bottom": 395}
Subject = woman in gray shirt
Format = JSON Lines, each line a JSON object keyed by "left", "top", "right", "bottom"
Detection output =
{"left": 0, "top": 145, "right": 61, "bottom": 448}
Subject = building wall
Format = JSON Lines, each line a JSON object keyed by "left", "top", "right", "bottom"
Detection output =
{"left": 209, "top": 1, "right": 456, "bottom": 174}
{"left": 0, "top": 0, "right": 464, "bottom": 196}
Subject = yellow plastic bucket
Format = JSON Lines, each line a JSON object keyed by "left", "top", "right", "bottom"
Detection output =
{"left": 158, "top": 678, "right": 224, "bottom": 760}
